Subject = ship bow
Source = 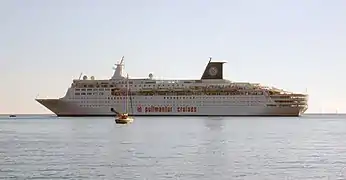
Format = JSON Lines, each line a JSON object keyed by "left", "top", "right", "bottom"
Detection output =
{"left": 36, "top": 98, "right": 79, "bottom": 116}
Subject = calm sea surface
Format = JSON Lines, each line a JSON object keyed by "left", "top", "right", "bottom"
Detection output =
{"left": 0, "top": 114, "right": 346, "bottom": 179}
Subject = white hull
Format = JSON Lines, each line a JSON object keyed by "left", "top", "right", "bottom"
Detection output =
{"left": 36, "top": 99, "right": 307, "bottom": 117}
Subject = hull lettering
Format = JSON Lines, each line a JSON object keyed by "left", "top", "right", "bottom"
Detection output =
{"left": 177, "top": 106, "right": 197, "bottom": 113}
{"left": 143, "top": 106, "right": 173, "bottom": 113}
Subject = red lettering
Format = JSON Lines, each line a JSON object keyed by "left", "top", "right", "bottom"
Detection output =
{"left": 137, "top": 106, "right": 142, "bottom": 112}
{"left": 175, "top": 106, "right": 198, "bottom": 113}
{"left": 143, "top": 106, "right": 179, "bottom": 113}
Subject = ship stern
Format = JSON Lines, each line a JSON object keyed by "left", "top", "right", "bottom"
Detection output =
{"left": 266, "top": 91, "right": 309, "bottom": 116}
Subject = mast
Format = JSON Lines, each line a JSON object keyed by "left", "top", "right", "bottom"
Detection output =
{"left": 126, "top": 73, "right": 129, "bottom": 113}
{"left": 129, "top": 75, "right": 134, "bottom": 115}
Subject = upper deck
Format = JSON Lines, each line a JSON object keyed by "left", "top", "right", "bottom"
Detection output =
{"left": 68, "top": 56, "right": 306, "bottom": 96}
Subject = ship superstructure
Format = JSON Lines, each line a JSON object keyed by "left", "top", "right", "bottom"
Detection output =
{"left": 36, "top": 56, "right": 308, "bottom": 116}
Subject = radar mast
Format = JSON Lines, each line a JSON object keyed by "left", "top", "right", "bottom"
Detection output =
{"left": 111, "top": 56, "right": 126, "bottom": 79}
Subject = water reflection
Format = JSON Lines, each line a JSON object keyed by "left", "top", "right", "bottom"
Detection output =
{"left": 197, "top": 117, "right": 232, "bottom": 177}
{"left": 203, "top": 117, "right": 225, "bottom": 131}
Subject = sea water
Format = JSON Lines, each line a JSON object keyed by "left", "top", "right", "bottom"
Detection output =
{"left": 0, "top": 114, "right": 345, "bottom": 179}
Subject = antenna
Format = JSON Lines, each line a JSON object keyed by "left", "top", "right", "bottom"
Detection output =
{"left": 78, "top": 72, "right": 83, "bottom": 80}
{"left": 120, "top": 56, "right": 124, "bottom": 64}
{"left": 114, "top": 56, "right": 125, "bottom": 69}
{"left": 116, "top": 56, "right": 124, "bottom": 65}
{"left": 209, "top": 56, "right": 212, "bottom": 62}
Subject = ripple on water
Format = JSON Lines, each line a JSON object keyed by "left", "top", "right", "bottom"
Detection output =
{"left": 1, "top": 115, "right": 346, "bottom": 179}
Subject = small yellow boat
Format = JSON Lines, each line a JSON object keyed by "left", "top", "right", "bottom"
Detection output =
{"left": 115, "top": 113, "right": 134, "bottom": 124}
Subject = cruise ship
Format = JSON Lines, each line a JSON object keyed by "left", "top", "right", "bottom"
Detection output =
{"left": 36, "top": 56, "right": 308, "bottom": 116}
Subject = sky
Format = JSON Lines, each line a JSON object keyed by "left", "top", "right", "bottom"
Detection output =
{"left": 0, "top": 0, "right": 345, "bottom": 114}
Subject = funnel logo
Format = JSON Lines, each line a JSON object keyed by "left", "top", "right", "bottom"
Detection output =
{"left": 208, "top": 66, "right": 218, "bottom": 76}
